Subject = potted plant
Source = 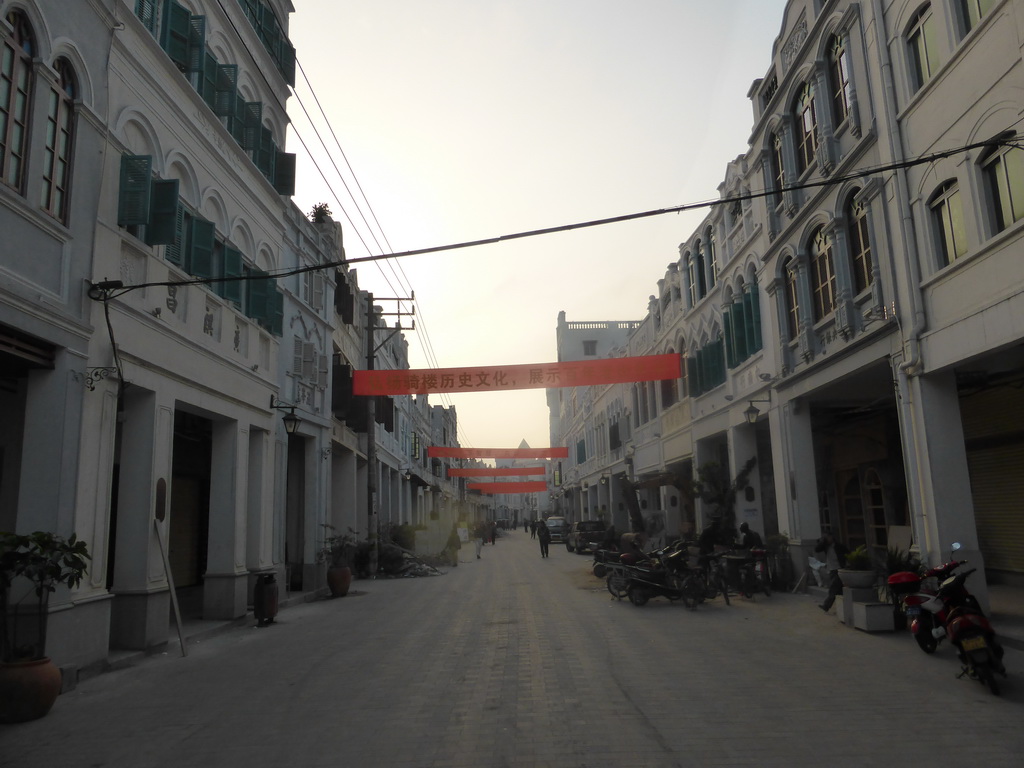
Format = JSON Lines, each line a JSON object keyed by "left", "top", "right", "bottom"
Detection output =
{"left": 838, "top": 544, "right": 876, "bottom": 589}
{"left": 318, "top": 525, "right": 356, "bottom": 598}
{"left": 0, "top": 531, "right": 91, "bottom": 722}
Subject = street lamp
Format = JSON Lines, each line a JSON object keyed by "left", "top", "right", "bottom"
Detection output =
{"left": 744, "top": 397, "right": 771, "bottom": 425}
{"left": 270, "top": 395, "right": 301, "bottom": 434}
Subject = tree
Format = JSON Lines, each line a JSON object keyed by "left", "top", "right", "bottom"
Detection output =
{"left": 684, "top": 457, "right": 757, "bottom": 533}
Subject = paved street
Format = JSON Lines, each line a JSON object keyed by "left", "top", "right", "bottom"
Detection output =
{"left": 3, "top": 530, "right": 1023, "bottom": 767}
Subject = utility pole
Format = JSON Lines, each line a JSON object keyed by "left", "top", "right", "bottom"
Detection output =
{"left": 364, "top": 291, "right": 414, "bottom": 577}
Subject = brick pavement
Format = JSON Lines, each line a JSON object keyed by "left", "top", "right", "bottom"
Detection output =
{"left": 2, "top": 530, "right": 1023, "bottom": 767}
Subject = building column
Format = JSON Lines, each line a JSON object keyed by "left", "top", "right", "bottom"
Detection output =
{"left": 204, "top": 420, "right": 247, "bottom": 620}
{"left": 110, "top": 388, "right": 171, "bottom": 650}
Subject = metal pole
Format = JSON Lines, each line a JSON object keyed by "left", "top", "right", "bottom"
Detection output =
{"left": 366, "top": 292, "right": 378, "bottom": 577}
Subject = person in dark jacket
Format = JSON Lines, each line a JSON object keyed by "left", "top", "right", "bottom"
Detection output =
{"left": 537, "top": 520, "right": 551, "bottom": 558}
{"left": 737, "top": 522, "right": 764, "bottom": 549}
{"left": 815, "top": 532, "right": 848, "bottom": 612}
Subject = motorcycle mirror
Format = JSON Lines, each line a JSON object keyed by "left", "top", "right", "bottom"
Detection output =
{"left": 951, "top": 542, "right": 963, "bottom": 553}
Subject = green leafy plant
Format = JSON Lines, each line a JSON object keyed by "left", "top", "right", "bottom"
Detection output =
{"left": 885, "top": 546, "right": 919, "bottom": 576}
{"left": 0, "top": 531, "right": 91, "bottom": 661}
{"left": 843, "top": 544, "right": 873, "bottom": 571}
{"left": 317, "top": 525, "right": 356, "bottom": 569}
{"left": 309, "top": 202, "right": 332, "bottom": 223}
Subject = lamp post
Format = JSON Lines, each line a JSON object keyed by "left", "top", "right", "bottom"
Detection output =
{"left": 744, "top": 397, "right": 771, "bottom": 425}
{"left": 270, "top": 395, "right": 301, "bottom": 434}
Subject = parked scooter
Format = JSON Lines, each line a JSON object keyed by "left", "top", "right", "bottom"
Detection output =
{"left": 888, "top": 542, "right": 1007, "bottom": 695}
{"left": 622, "top": 543, "right": 702, "bottom": 609}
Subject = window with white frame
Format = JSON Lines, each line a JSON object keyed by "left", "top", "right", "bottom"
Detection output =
{"left": 1, "top": 10, "right": 35, "bottom": 193}
{"left": 930, "top": 181, "right": 967, "bottom": 266}
{"left": 40, "top": 59, "right": 77, "bottom": 222}
{"left": 957, "top": 0, "right": 996, "bottom": 37}
{"left": 980, "top": 142, "right": 1024, "bottom": 235}
{"left": 794, "top": 81, "right": 818, "bottom": 174}
{"left": 783, "top": 257, "right": 801, "bottom": 341}
{"left": 828, "top": 34, "right": 852, "bottom": 126}
{"left": 810, "top": 227, "right": 837, "bottom": 321}
{"left": 847, "top": 193, "right": 873, "bottom": 294}
{"left": 907, "top": 4, "right": 941, "bottom": 93}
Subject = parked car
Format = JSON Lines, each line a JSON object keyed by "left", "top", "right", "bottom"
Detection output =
{"left": 566, "top": 521, "right": 607, "bottom": 554}
{"left": 544, "top": 516, "right": 567, "bottom": 543}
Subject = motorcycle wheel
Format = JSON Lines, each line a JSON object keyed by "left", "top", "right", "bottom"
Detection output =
{"left": 607, "top": 572, "right": 629, "bottom": 599}
{"left": 975, "top": 662, "right": 1001, "bottom": 696}
{"left": 681, "top": 576, "right": 702, "bottom": 610}
{"left": 593, "top": 563, "right": 608, "bottom": 578}
{"left": 715, "top": 573, "right": 731, "bottom": 605}
{"left": 757, "top": 565, "right": 772, "bottom": 596}
{"left": 628, "top": 585, "right": 649, "bottom": 607}
{"left": 914, "top": 613, "right": 938, "bottom": 654}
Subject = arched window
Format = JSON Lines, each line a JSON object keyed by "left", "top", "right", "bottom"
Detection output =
{"left": 828, "top": 34, "right": 851, "bottom": 125}
{"left": 783, "top": 256, "right": 800, "bottom": 341}
{"left": 1, "top": 10, "right": 36, "bottom": 192}
{"left": 930, "top": 181, "right": 966, "bottom": 266}
{"left": 794, "top": 81, "right": 818, "bottom": 173}
{"left": 847, "top": 193, "right": 873, "bottom": 294}
{"left": 980, "top": 142, "right": 1024, "bottom": 235}
{"left": 706, "top": 226, "right": 718, "bottom": 289}
{"left": 907, "top": 4, "right": 941, "bottom": 92}
{"left": 685, "top": 251, "right": 697, "bottom": 306}
{"left": 810, "top": 227, "right": 837, "bottom": 321}
{"left": 661, "top": 348, "right": 679, "bottom": 408}
{"left": 958, "top": 0, "right": 995, "bottom": 37}
{"left": 771, "top": 132, "right": 786, "bottom": 200}
{"left": 694, "top": 240, "right": 707, "bottom": 299}
{"left": 41, "top": 59, "right": 77, "bottom": 221}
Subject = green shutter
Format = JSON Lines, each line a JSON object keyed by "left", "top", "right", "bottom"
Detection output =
{"left": 118, "top": 154, "right": 152, "bottom": 227}
{"left": 734, "top": 300, "right": 748, "bottom": 362}
{"left": 222, "top": 246, "right": 243, "bottom": 303}
{"left": 279, "top": 39, "right": 296, "bottom": 86}
{"left": 242, "top": 101, "right": 262, "bottom": 151}
{"left": 135, "top": 0, "right": 157, "bottom": 33}
{"left": 749, "top": 288, "right": 762, "bottom": 352}
{"left": 162, "top": 1, "right": 191, "bottom": 71}
{"left": 268, "top": 284, "right": 284, "bottom": 336}
{"left": 274, "top": 151, "right": 295, "bottom": 195}
{"left": 255, "top": 126, "right": 275, "bottom": 178}
{"left": 187, "top": 15, "right": 206, "bottom": 74}
{"left": 145, "top": 179, "right": 181, "bottom": 246}
{"left": 161, "top": 204, "right": 186, "bottom": 262}
{"left": 213, "top": 64, "right": 238, "bottom": 118}
{"left": 200, "top": 51, "right": 218, "bottom": 110}
{"left": 247, "top": 270, "right": 269, "bottom": 321}
{"left": 188, "top": 218, "right": 216, "bottom": 278}
{"left": 723, "top": 306, "right": 735, "bottom": 369}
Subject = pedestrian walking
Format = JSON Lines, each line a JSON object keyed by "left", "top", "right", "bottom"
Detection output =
{"left": 530, "top": 520, "right": 537, "bottom": 539}
{"left": 446, "top": 524, "right": 461, "bottom": 567}
{"left": 490, "top": 521, "right": 498, "bottom": 545}
{"left": 815, "top": 531, "right": 848, "bottom": 612}
{"left": 473, "top": 521, "right": 485, "bottom": 559}
{"left": 537, "top": 520, "right": 551, "bottom": 558}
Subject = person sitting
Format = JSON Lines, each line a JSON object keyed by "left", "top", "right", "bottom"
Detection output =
{"left": 737, "top": 522, "right": 764, "bottom": 550}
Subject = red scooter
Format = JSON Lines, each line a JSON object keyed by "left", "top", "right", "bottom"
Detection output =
{"left": 889, "top": 543, "right": 1007, "bottom": 695}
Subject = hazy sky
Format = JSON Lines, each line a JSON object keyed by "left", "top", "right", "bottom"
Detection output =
{"left": 287, "top": 1, "right": 790, "bottom": 450}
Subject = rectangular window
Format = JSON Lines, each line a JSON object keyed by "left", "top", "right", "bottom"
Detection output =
{"left": 908, "top": 8, "right": 941, "bottom": 91}
{"left": 983, "top": 146, "right": 1024, "bottom": 234}
{"left": 931, "top": 182, "right": 967, "bottom": 266}
{"left": 959, "top": 0, "right": 995, "bottom": 35}
{"left": 1, "top": 33, "right": 33, "bottom": 192}
{"left": 582, "top": 340, "right": 597, "bottom": 356}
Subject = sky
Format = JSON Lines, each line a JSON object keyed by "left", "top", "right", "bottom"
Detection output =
{"left": 287, "top": 0, "right": 791, "bottom": 451}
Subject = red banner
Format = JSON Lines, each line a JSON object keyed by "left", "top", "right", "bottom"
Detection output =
{"left": 467, "top": 481, "right": 548, "bottom": 494}
{"left": 449, "top": 467, "right": 546, "bottom": 477}
{"left": 428, "top": 447, "right": 568, "bottom": 459}
{"left": 353, "top": 354, "right": 681, "bottom": 395}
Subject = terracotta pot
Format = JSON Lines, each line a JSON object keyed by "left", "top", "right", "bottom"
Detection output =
{"left": 0, "top": 657, "right": 62, "bottom": 723}
{"left": 838, "top": 568, "right": 876, "bottom": 589}
{"left": 326, "top": 565, "right": 353, "bottom": 597}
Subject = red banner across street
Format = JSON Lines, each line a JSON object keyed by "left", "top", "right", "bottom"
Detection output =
{"left": 352, "top": 354, "right": 682, "bottom": 395}
{"left": 428, "top": 447, "right": 568, "bottom": 459}
{"left": 467, "top": 481, "right": 548, "bottom": 494}
{"left": 449, "top": 467, "right": 546, "bottom": 477}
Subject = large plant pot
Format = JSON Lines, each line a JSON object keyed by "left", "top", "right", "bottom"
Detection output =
{"left": 838, "top": 569, "right": 876, "bottom": 589}
{"left": 326, "top": 566, "right": 353, "bottom": 598}
{"left": 0, "top": 657, "right": 62, "bottom": 723}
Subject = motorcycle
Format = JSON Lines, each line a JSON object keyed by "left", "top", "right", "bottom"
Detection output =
{"left": 723, "top": 548, "right": 772, "bottom": 598}
{"left": 888, "top": 542, "right": 1007, "bottom": 695}
{"left": 621, "top": 543, "right": 703, "bottom": 609}
{"left": 887, "top": 544, "right": 973, "bottom": 655}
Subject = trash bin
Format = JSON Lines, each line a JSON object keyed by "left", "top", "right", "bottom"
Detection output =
{"left": 253, "top": 573, "right": 278, "bottom": 627}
